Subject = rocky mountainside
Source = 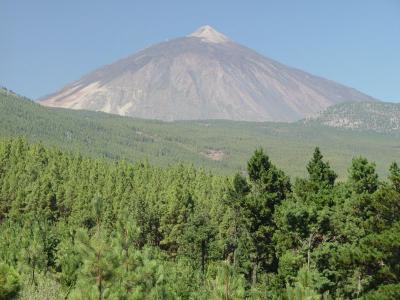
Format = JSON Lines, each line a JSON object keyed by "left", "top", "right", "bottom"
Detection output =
{"left": 303, "top": 101, "right": 400, "bottom": 133}
{"left": 40, "top": 25, "right": 375, "bottom": 122}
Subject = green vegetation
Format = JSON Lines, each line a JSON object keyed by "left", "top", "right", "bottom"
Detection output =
{"left": 1, "top": 88, "right": 399, "bottom": 178}
{"left": 0, "top": 262, "right": 20, "bottom": 299}
{"left": 304, "top": 101, "right": 400, "bottom": 134}
{"left": 0, "top": 139, "right": 399, "bottom": 299}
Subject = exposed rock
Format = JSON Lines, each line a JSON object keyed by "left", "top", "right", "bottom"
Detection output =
{"left": 40, "top": 26, "right": 375, "bottom": 122}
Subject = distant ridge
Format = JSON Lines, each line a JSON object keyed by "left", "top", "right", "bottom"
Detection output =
{"left": 40, "top": 25, "right": 376, "bottom": 122}
{"left": 303, "top": 101, "right": 400, "bottom": 134}
{"left": 1, "top": 88, "right": 398, "bottom": 177}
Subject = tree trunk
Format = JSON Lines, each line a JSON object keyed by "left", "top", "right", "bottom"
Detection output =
{"left": 307, "top": 232, "right": 315, "bottom": 270}
{"left": 201, "top": 239, "right": 206, "bottom": 274}
{"left": 252, "top": 261, "right": 258, "bottom": 286}
{"left": 98, "top": 273, "right": 102, "bottom": 300}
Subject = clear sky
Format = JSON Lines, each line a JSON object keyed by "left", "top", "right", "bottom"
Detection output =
{"left": 1, "top": 0, "right": 399, "bottom": 101}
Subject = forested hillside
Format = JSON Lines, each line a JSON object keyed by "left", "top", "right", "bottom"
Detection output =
{"left": 0, "top": 139, "right": 399, "bottom": 299}
{"left": 1, "top": 88, "right": 399, "bottom": 178}
{"left": 304, "top": 102, "right": 400, "bottom": 134}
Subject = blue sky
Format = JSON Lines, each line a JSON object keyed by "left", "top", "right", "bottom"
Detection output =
{"left": 1, "top": 0, "right": 399, "bottom": 101}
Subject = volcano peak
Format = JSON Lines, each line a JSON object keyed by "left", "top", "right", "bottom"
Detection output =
{"left": 188, "top": 25, "right": 230, "bottom": 43}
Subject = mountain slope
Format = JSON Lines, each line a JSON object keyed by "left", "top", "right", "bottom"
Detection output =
{"left": 2, "top": 88, "right": 398, "bottom": 178}
{"left": 304, "top": 101, "right": 400, "bottom": 134}
{"left": 39, "top": 25, "right": 375, "bottom": 122}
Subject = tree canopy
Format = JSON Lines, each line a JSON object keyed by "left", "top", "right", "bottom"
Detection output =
{"left": 0, "top": 140, "right": 399, "bottom": 299}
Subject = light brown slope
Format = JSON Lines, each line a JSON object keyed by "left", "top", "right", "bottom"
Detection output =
{"left": 40, "top": 25, "right": 376, "bottom": 122}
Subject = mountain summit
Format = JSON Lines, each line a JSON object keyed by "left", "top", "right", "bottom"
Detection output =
{"left": 188, "top": 25, "right": 230, "bottom": 43}
{"left": 40, "top": 26, "right": 375, "bottom": 121}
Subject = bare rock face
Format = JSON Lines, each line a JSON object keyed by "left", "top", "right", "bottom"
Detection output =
{"left": 40, "top": 25, "right": 375, "bottom": 121}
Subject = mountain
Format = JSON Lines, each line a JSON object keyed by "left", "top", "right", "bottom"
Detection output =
{"left": 303, "top": 101, "right": 400, "bottom": 134}
{"left": 39, "top": 25, "right": 375, "bottom": 122}
{"left": 2, "top": 88, "right": 398, "bottom": 178}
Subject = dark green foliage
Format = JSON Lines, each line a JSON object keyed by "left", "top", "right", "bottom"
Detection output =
{"left": 362, "top": 284, "right": 400, "bottom": 300}
{"left": 247, "top": 148, "right": 272, "bottom": 182}
{"left": 0, "top": 139, "right": 399, "bottom": 298}
{"left": 389, "top": 162, "right": 400, "bottom": 192}
{"left": 246, "top": 149, "right": 291, "bottom": 280}
{"left": 233, "top": 173, "right": 250, "bottom": 196}
{"left": 349, "top": 157, "right": 379, "bottom": 194}
{"left": 307, "top": 147, "right": 337, "bottom": 189}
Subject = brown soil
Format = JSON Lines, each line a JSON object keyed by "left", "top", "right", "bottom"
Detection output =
{"left": 202, "top": 149, "right": 226, "bottom": 161}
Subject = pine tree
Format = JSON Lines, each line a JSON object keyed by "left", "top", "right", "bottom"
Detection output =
{"left": 206, "top": 262, "right": 246, "bottom": 300}
{"left": 116, "top": 248, "right": 174, "bottom": 300}
{"left": 306, "top": 147, "right": 337, "bottom": 190}
{"left": 220, "top": 173, "right": 253, "bottom": 274}
{"left": 246, "top": 148, "right": 291, "bottom": 282}
{"left": 70, "top": 229, "right": 117, "bottom": 300}
{"left": 56, "top": 227, "right": 81, "bottom": 289}
{"left": 70, "top": 196, "right": 118, "bottom": 299}
{"left": 19, "top": 223, "right": 48, "bottom": 285}
{"left": 286, "top": 266, "right": 327, "bottom": 300}
{"left": 247, "top": 149, "right": 272, "bottom": 183}
{"left": 349, "top": 157, "right": 379, "bottom": 194}
{"left": 388, "top": 162, "right": 400, "bottom": 192}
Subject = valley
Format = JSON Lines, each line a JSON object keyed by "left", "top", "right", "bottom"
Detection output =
{"left": 1, "top": 88, "right": 399, "bottom": 178}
